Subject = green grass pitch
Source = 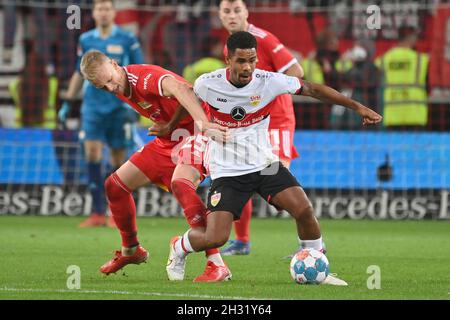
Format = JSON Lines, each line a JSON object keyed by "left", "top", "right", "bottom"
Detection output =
{"left": 0, "top": 216, "right": 448, "bottom": 300}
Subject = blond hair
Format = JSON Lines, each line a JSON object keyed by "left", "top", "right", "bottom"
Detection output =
{"left": 80, "top": 50, "right": 109, "bottom": 82}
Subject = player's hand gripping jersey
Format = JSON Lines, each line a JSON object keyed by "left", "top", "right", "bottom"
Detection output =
{"left": 194, "top": 68, "right": 301, "bottom": 180}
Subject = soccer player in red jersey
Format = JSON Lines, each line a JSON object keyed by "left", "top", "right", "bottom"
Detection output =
{"left": 219, "top": 0, "right": 305, "bottom": 255}
{"left": 79, "top": 51, "right": 229, "bottom": 278}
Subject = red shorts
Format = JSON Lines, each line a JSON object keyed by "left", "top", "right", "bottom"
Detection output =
{"left": 177, "top": 135, "right": 208, "bottom": 179}
{"left": 269, "top": 128, "right": 299, "bottom": 162}
{"left": 129, "top": 137, "right": 206, "bottom": 192}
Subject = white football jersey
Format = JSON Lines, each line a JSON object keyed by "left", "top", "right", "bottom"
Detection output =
{"left": 194, "top": 68, "right": 302, "bottom": 179}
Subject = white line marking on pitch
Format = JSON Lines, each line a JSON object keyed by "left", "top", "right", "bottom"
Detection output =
{"left": 0, "top": 287, "right": 278, "bottom": 300}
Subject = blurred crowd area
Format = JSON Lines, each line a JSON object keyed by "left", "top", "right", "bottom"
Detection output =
{"left": 1, "top": 0, "right": 450, "bottom": 131}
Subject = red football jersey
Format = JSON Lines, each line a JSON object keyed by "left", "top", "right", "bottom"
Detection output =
{"left": 224, "top": 24, "right": 298, "bottom": 131}
{"left": 117, "top": 64, "right": 195, "bottom": 153}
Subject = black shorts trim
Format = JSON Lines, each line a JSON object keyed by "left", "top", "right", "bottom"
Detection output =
{"left": 206, "top": 162, "right": 300, "bottom": 219}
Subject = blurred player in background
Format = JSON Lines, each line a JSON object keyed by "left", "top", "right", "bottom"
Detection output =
{"left": 58, "top": 0, "right": 144, "bottom": 227}
{"left": 79, "top": 51, "right": 229, "bottom": 279}
{"left": 218, "top": 0, "right": 304, "bottom": 256}
{"left": 168, "top": 31, "right": 382, "bottom": 285}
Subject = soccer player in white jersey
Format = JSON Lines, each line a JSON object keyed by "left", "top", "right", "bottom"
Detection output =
{"left": 219, "top": 0, "right": 305, "bottom": 256}
{"left": 167, "top": 31, "right": 382, "bottom": 285}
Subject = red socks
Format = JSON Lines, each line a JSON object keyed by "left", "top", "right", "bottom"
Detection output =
{"left": 105, "top": 173, "right": 138, "bottom": 248}
{"left": 234, "top": 199, "right": 252, "bottom": 243}
{"left": 104, "top": 174, "right": 222, "bottom": 256}
{"left": 171, "top": 178, "right": 219, "bottom": 256}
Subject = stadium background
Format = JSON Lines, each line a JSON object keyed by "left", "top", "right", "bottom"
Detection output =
{"left": 0, "top": 0, "right": 449, "bottom": 221}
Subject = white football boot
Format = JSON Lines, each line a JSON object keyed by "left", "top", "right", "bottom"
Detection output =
{"left": 166, "top": 236, "right": 187, "bottom": 281}
{"left": 322, "top": 273, "right": 348, "bottom": 286}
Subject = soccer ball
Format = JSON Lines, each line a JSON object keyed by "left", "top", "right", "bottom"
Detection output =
{"left": 290, "top": 248, "right": 330, "bottom": 284}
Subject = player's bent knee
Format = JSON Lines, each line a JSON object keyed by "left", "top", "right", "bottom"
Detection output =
{"left": 105, "top": 173, "right": 131, "bottom": 202}
{"left": 171, "top": 179, "right": 183, "bottom": 196}
{"left": 105, "top": 175, "right": 119, "bottom": 201}
{"left": 293, "top": 205, "right": 315, "bottom": 221}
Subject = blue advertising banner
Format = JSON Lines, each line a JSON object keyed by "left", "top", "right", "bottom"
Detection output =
{"left": 1, "top": 128, "right": 449, "bottom": 219}
{"left": 291, "top": 131, "right": 450, "bottom": 189}
{"left": 1, "top": 128, "right": 449, "bottom": 189}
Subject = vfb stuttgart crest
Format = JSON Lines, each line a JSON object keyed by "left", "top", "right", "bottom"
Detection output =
{"left": 210, "top": 192, "right": 221, "bottom": 207}
{"left": 250, "top": 95, "right": 261, "bottom": 107}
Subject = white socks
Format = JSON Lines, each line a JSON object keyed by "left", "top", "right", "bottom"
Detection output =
{"left": 175, "top": 230, "right": 195, "bottom": 257}
{"left": 299, "top": 236, "right": 323, "bottom": 251}
{"left": 173, "top": 230, "right": 226, "bottom": 267}
{"left": 207, "top": 253, "right": 225, "bottom": 266}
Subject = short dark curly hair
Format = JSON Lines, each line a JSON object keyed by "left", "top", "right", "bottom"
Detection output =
{"left": 227, "top": 31, "right": 257, "bottom": 56}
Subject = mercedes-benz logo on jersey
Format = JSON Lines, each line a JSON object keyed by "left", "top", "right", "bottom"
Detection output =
{"left": 230, "top": 106, "right": 246, "bottom": 121}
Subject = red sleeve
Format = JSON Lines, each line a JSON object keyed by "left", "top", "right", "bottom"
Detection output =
{"left": 135, "top": 66, "right": 176, "bottom": 98}
{"left": 260, "top": 32, "right": 297, "bottom": 73}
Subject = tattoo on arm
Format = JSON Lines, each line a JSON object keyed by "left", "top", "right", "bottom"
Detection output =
{"left": 298, "top": 80, "right": 358, "bottom": 111}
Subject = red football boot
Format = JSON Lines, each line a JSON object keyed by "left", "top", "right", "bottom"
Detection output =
{"left": 193, "top": 261, "right": 232, "bottom": 283}
{"left": 79, "top": 214, "right": 107, "bottom": 228}
{"left": 100, "top": 245, "right": 149, "bottom": 275}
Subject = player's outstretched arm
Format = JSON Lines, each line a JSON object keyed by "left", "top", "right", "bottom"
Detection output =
{"left": 161, "top": 77, "right": 229, "bottom": 141}
{"left": 284, "top": 62, "right": 304, "bottom": 79}
{"left": 299, "top": 80, "right": 382, "bottom": 126}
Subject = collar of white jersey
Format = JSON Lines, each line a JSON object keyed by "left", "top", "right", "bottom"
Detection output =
{"left": 225, "top": 68, "right": 255, "bottom": 88}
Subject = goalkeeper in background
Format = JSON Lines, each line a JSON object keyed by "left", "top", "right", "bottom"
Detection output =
{"left": 58, "top": 0, "right": 144, "bottom": 227}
